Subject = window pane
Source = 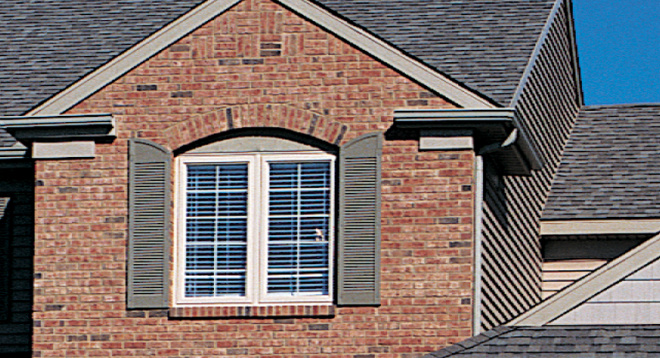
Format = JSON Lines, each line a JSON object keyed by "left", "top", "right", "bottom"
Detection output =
{"left": 185, "top": 163, "right": 248, "bottom": 297}
{"left": 187, "top": 164, "right": 248, "bottom": 190}
{"left": 187, "top": 218, "right": 247, "bottom": 243}
{"left": 270, "top": 162, "right": 331, "bottom": 188}
{"left": 267, "top": 161, "right": 331, "bottom": 296}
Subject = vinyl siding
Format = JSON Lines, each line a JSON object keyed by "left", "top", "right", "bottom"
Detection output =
{"left": 541, "top": 259, "right": 606, "bottom": 299}
{"left": 0, "top": 167, "right": 33, "bottom": 355}
{"left": 479, "top": 0, "right": 581, "bottom": 331}
{"left": 552, "top": 258, "right": 660, "bottom": 324}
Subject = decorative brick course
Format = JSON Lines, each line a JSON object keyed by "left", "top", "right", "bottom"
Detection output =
{"left": 169, "top": 305, "right": 336, "bottom": 319}
{"left": 32, "top": 0, "right": 475, "bottom": 356}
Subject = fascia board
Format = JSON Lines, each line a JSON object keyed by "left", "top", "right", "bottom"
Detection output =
{"left": 0, "top": 114, "right": 114, "bottom": 128}
{"left": 510, "top": 231, "right": 660, "bottom": 326}
{"left": 564, "top": 0, "right": 585, "bottom": 106}
{"left": 29, "top": 0, "right": 494, "bottom": 116}
{"left": 393, "top": 109, "right": 515, "bottom": 141}
{"left": 541, "top": 219, "right": 660, "bottom": 236}
{"left": 0, "top": 114, "right": 115, "bottom": 141}
{"left": 395, "top": 108, "right": 517, "bottom": 122}
{"left": 28, "top": 0, "right": 244, "bottom": 116}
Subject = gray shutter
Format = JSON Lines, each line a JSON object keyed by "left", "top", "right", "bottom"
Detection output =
{"left": 128, "top": 139, "right": 171, "bottom": 309}
{"left": 0, "top": 197, "right": 10, "bottom": 321}
{"left": 338, "top": 132, "right": 382, "bottom": 306}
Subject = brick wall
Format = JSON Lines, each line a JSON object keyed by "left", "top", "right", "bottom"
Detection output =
{"left": 32, "top": 0, "right": 475, "bottom": 356}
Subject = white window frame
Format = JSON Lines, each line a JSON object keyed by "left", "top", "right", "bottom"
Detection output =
{"left": 174, "top": 151, "right": 335, "bottom": 306}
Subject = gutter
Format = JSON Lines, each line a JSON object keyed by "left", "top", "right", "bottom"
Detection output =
{"left": 472, "top": 155, "right": 485, "bottom": 335}
{"left": 0, "top": 113, "right": 115, "bottom": 141}
{"left": 394, "top": 108, "right": 543, "bottom": 175}
{"left": 0, "top": 114, "right": 116, "bottom": 160}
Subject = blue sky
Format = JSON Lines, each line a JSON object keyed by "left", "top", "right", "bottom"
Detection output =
{"left": 573, "top": 0, "right": 659, "bottom": 105}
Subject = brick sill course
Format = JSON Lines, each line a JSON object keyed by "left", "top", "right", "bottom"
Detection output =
{"left": 169, "top": 304, "right": 336, "bottom": 318}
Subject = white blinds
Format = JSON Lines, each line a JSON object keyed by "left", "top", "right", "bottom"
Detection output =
{"left": 267, "top": 162, "right": 331, "bottom": 296}
{"left": 185, "top": 164, "right": 248, "bottom": 297}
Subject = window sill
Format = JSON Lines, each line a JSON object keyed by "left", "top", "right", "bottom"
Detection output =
{"left": 169, "top": 304, "right": 336, "bottom": 318}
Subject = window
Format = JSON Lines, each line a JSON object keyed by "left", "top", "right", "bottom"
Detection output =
{"left": 127, "top": 133, "right": 382, "bottom": 311}
{"left": 176, "top": 152, "right": 335, "bottom": 305}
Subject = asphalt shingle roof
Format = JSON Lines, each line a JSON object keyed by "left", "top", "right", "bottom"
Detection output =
{"left": 315, "top": 0, "right": 555, "bottom": 105}
{"left": 543, "top": 104, "right": 660, "bottom": 220}
{"left": 425, "top": 325, "right": 660, "bottom": 357}
{"left": 0, "top": 0, "right": 556, "bottom": 118}
{"left": 0, "top": 0, "right": 206, "bottom": 117}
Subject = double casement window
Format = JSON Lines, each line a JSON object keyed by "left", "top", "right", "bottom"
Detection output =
{"left": 177, "top": 153, "right": 335, "bottom": 305}
{"left": 127, "top": 133, "right": 382, "bottom": 309}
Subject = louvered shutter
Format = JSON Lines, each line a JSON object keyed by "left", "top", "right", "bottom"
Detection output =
{"left": 338, "top": 132, "right": 382, "bottom": 306}
{"left": 0, "top": 197, "right": 9, "bottom": 321}
{"left": 128, "top": 139, "right": 171, "bottom": 309}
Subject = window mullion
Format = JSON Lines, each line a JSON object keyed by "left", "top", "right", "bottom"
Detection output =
{"left": 213, "top": 165, "right": 219, "bottom": 297}
{"left": 254, "top": 154, "right": 265, "bottom": 304}
{"left": 296, "top": 163, "right": 302, "bottom": 295}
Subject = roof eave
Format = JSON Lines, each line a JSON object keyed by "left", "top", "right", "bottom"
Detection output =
{"left": 394, "top": 109, "right": 543, "bottom": 175}
{"left": 541, "top": 218, "right": 660, "bottom": 236}
{"left": 0, "top": 114, "right": 116, "bottom": 142}
{"left": 0, "top": 114, "right": 116, "bottom": 160}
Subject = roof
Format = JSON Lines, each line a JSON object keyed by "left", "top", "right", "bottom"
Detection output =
{"left": 424, "top": 325, "right": 660, "bottom": 357}
{"left": 0, "top": 0, "right": 206, "bottom": 117}
{"left": 543, "top": 104, "right": 660, "bottom": 221}
{"left": 0, "top": 0, "right": 556, "bottom": 118}
{"left": 315, "top": 0, "right": 556, "bottom": 106}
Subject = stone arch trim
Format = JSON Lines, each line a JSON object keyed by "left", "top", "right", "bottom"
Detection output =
{"left": 164, "top": 104, "right": 348, "bottom": 151}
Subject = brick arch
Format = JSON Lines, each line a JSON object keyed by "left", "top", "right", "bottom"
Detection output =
{"left": 164, "top": 104, "right": 348, "bottom": 151}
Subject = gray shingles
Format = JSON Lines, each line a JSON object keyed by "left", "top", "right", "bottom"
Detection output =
{"left": 543, "top": 105, "right": 660, "bottom": 220}
{"left": 425, "top": 326, "right": 660, "bottom": 357}
{"left": 315, "top": 0, "right": 556, "bottom": 106}
{"left": 0, "top": 0, "right": 556, "bottom": 119}
{"left": 0, "top": 0, "right": 206, "bottom": 117}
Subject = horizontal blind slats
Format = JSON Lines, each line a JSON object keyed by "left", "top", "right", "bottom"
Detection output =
{"left": 267, "top": 161, "right": 331, "bottom": 297}
{"left": 184, "top": 163, "right": 249, "bottom": 298}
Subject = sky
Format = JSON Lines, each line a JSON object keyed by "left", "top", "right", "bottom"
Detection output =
{"left": 572, "top": 0, "right": 660, "bottom": 105}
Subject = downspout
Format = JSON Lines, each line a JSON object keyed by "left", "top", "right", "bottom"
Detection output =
{"left": 472, "top": 155, "right": 484, "bottom": 335}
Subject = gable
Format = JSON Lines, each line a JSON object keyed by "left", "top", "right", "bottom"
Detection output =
{"left": 61, "top": 0, "right": 458, "bottom": 133}
{"left": 23, "top": 0, "right": 493, "bottom": 118}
